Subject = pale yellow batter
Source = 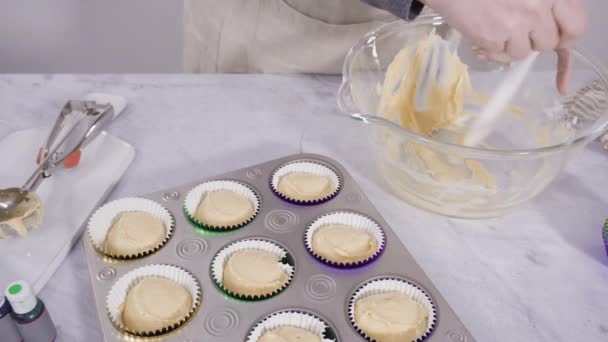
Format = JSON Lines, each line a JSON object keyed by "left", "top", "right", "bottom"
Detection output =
{"left": 0, "top": 193, "right": 43, "bottom": 239}
{"left": 277, "top": 173, "right": 335, "bottom": 201}
{"left": 195, "top": 190, "right": 254, "bottom": 227}
{"left": 105, "top": 211, "right": 166, "bottom": 256}
{"left": 223, "top": 249, "right": 289, "bottom": 297}
{"left": 122, "top": 277, "right": 192, "bottom": 332}
{"left": 378, "top": 31, "right": 497, "bottom": 189}
{"left": 259, "top": 326, "right": 321, "bottom": 342}
{"left": 354, "top": 292, "right": 428, "bottom": 342}
{"left": 312, "top": 224, "right": 378, "bottom": 263}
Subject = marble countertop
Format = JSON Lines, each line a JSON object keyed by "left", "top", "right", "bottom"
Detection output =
{"left": 1, "top": 74, "right": 607, "bottom": 342}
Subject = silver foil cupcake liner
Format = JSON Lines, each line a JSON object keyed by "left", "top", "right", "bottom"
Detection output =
{"left": 246, "top": 309, "right": 336, "bottom": 342}
{"left": 183, "top": 180, "right": 260, "bottom": 231}
{"left": 211, "top": 238, "right": 295, "bottom": 301}
{"left": 87, "top": 197, "right": 174, "bottom": 259}
{"left": 348, "top": 277, "right": 437, "bottom": 342}
{"left": 106, "top": 264, "right": 201, "bottom": 337}
{"left": 270, "top": 161, "right": 341, "bottom": 205}
{"left": 305, "top": 211, "right": 385, "bottom": 268}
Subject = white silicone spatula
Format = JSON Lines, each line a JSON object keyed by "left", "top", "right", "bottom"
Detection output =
{"left": 464, "top": 52, "right": 540, "bottom": 146}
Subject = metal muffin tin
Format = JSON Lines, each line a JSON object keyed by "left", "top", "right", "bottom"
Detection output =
{"left": 84, "top": 153, "right": 475, "bottom": 341}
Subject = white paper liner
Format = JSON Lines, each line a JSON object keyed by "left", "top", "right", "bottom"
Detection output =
{"left": 87, "top": 197, "right": 174, "bottom": 258}
{"left": 246, "top": 310, "right": 335, "bottom": 342}
{"left": 211, "top": 239, "right": 294, "bottom": 299}
{"left": 271, "top": 161, "right": 341, "bottom": 203}
{"left": 184, "top": 180, "right": 260, "bottom": 229}
{"left": 105, "top": 264, "right": 201, "bottom": 336}
{"left": 305, "top": 211, "right": 385, "bottom": 266}
{"left": 348, "top": 278, "right": 437, "bottom": 342}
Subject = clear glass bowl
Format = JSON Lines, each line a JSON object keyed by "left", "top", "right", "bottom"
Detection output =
{"left": 337, "top": 15, "right": 608, "bottom": 218}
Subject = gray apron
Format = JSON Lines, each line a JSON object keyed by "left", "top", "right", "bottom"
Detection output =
{"left": 183, "top": 0, "right": 397, "bottom": 73}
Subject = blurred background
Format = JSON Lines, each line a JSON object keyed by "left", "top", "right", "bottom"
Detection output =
{"left": 0, "top": 0, "right": 606, "bottom": 73}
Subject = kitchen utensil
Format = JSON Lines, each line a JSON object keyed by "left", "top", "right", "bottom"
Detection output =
{"left": 0, "top": 100, "right": 114, "bottom": 230}
{"left": 464, "top": 51, "right": 540, "bottom": 146}
{"left": 415, "top": 28, "right": 462, "bottom": 112}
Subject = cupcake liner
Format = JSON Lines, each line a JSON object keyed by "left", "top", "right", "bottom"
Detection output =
{"left": 603, "top": 219, "right": 608, "bottom": 257}
{"left": 87, "top": 197, "right": 174, "bottom": 259}
{"left": 184, "top": 180, "right": 260, "bottom": 231}
{"left": 271, "top": 161, "right": 342, "bottom": 205}
{"left": 348, "top": 277, "right": 437, "bottom": 342}
{"left": 246, "top": 310, "right": 336, "bottom": 342}
{"left": 211, "top": 239, "right": 294, "bottom": 301}
{"left": 305, "top": 211, "right": 386, "bottom": 268}
{"left": 106, "top": 264, "right": 201, "bottom": 337}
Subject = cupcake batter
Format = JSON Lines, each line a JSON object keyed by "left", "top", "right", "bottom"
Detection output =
{"left": 277, "top": 172, "right": 335, "bottom": 201}
{"left": 378, "top": 31, "right": 496, "bottom": 189}
{"left": 259, "top": 326, "right": 321, "bottom": 342}
{"left": 0, "top": 193, "right": 43, "bottom": 239}
{"left": 312, "top": 224, "right": 378, "bottom": 263}
{"left": 195, "top": 190, "right": 254, "bottom": 227}
{"left": 122, "top": 277, "right": 192, "bottom": 332}
{"left": 105, "top": 211, "right": 166, "bottom": 256}
{"left": 223, "top": 249, "right": 289, "bottom": 297}
{"left": 354, "top": 292, "right": 428, "bottom": 342}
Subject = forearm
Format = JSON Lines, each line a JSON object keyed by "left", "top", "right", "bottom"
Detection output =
{"left": 361, "top": 0, "right": 425, "bottom": 20}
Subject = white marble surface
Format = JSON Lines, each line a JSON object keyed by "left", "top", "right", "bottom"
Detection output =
{"left": 1, "top": 74, "right": 607, "bottom": 342}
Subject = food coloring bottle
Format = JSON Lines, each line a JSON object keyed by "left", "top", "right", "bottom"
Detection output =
{"left": 5, "top": 281, "right": 56, "bottom": 341}
{"left": 0, "top": 294, "right": 22, "bottom": 342}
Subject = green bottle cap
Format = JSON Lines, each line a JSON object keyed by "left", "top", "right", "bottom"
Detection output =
{"left": 8, "top": 283, "right": 22, "bottom": 295}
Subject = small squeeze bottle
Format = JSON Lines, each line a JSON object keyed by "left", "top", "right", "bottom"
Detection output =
{"left": 0, "top": 294, "right": 22, "bottom": 342}
{"left": 5, "top": 281, "right": 56, "bottom": 342}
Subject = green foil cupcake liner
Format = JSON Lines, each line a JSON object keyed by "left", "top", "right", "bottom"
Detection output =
{"left": 210, "top": 238, "right": 295, "bottom": 301}
{"left": 183, "top": 180, "right": 260, "bottom": 231}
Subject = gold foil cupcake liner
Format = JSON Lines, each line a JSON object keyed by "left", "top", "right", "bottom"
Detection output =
{"left": 183, "top": 180, "right": 260, "bottom": 231}
{"left": 211, "top": 238, "right": 295, "bottom": 301}
{"left": 246, "top": 310, "right": 336, "bottom": 342}
{"left": 87, "top": 197, "right": 174, "bottom": 260}
{"left": 348, "top": 277, "right": 437, "bottom": 342}
{"left": 270, "top": 161, "right": 342, "bottom": 205}
{"left": 305, "top": 211, "right": 386, "bottom": 268}
{"left": 106, "top": 264, "right": 202, "bottom": 337}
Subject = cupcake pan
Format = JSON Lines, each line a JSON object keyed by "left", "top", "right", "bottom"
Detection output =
{"left": 84, "top": 154, "right": 475, "bottom": 341}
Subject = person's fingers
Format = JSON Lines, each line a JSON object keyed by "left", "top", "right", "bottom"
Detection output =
{"left": 556, "top": 48, "right": 572, "bottom": 96}
{"left": 473, "top": 36, "right": 508, "bottom": 56}
{"left": 530, "top": 11, "right": 560, "bottom": 51}
{"left": 553, "top": 0, "right": 588, "bottom": 49}
{"left": 505, "top": 32, "right": 533, "bottom": 60}
{"left": 483, "top": 51, "right": 512, "bottom": 65}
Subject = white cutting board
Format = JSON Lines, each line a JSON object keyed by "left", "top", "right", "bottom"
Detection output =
{"left": 0, "top": 128, "right": 135, "bottom": 293}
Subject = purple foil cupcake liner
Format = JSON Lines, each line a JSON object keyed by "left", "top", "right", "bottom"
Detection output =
{"left": 305, "top": 211, "right": 385, "bottom": 269}
{"left": 603, "top": 219, "right": 608, "bottom": 257}
{"left": 270, "top": 161, "right": 342, "bottom": 205}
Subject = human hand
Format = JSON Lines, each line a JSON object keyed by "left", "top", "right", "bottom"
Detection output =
{"left": 424, "top": 0, "right": 588, "bottom": 95}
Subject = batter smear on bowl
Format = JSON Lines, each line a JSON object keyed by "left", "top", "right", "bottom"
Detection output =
{"left": 378, "top": 31, "right": 496, "bottom": 189}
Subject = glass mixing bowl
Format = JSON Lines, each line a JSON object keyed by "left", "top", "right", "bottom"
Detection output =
{"left": 337, "top": 15, "right": 608, "bottom": 218}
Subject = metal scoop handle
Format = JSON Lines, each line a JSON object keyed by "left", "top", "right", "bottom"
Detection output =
{"left": 24, "top": 100, "right": 114, "bottom": 191}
